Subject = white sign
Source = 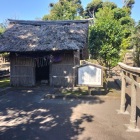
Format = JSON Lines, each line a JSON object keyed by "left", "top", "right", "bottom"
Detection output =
{"left": 78, "top": 65, "right": 102, "bottom": 87}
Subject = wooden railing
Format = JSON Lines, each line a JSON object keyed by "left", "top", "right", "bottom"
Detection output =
{"left": 118, "top": 62, "right": 140, "bottom": 131}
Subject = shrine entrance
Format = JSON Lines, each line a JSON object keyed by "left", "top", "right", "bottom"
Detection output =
{"left": 34, "top": 53, "right": 51, "bottom": 84}
{"left": 35, "top": 64, "right": 50, "bottom": 82}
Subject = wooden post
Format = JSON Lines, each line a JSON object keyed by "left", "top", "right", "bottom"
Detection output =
{"left": 88, "top": 87, "right": 91, "bottom": 95}
{"left": 118, "top": 62, "right": 140, "bottom": 131}
{"left": 73, "top": 51, "right": 76, "bottom": 89}
{"left": 104, "top": 69, "right": 108, "bottom": 94}
{"left": 129, "top": 75, "right": 137, "bottom": 129}
{"left": 73, "top": 50, "right": 80, "bottom": 89}
{"left": 120, "top": 71, "right": 126, "bottom": 113}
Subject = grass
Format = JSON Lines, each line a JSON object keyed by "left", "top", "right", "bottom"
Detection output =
{"left": 61, "top": 83, "right": 120, "bottom": 97}
{"left": 61, "top": 87, "right": 106, "bottom": 96}
{"left": 61, "top": 86, "right": 89, "bottom": 96}
{"left": 0, "top": 78, "right": 10, "bottom": 88}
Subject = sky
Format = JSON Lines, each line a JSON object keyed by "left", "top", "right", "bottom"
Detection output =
{"left": 0, "top": 0, "right": 139, "bottom": 23}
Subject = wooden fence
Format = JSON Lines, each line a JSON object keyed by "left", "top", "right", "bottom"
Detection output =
{"left": 118, "top": 62, "right": 140, "bottom": 131}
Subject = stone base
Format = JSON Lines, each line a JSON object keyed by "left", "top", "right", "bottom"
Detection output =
{"left": 116, "top": 110, "right": 129, "bottom": 115}
{"left": 124, "top": 124, "right": 140, "bottom": 132}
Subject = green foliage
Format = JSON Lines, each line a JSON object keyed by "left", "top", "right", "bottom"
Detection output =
{"left": 42, "top": 0, "right": 135, "bottom": 68}
{"left": 113, "top": 7, "right": 130, "bottom": 20}
{"left": 72, "top": 0, "right": 84, "bottom": 16}
{"left": 0, "top": 24, "right": 5, "bottom": 34}
{"left": 84, "top": 0, "right": 117, "bottom": 19}
{"left": 119, "top": 37, "right": 131, "bottom": 61}
{"left": 131, "top": 21, "right": 140, "bottom": 66}
{"left": 0, "top": 21, "right": 7, "bottom": 34}
{"left": 123, "top": 0, "right": 135, "bottom": 9}
{"left": 43, "top": 0, "right": 83, "bottom": 20}
{"left": 0, "top": 28, "right": 4, "bottom": 34}
{"left": 120, "top": 16, "right": 134, "bottom": 26}
{"left": 84, "top": 0, "right": 102, "bottom": 18}
{"left": 89, "top": 7, "right": 123, "bottom": 68}
{"left": 102, "top": 1, "right": 117, "bottom": 9}
{"left": 89, "top": 6, "right": 134, "bottom": 68}
{"left": 0, "top": 78, "right": 10, "bottom": 88}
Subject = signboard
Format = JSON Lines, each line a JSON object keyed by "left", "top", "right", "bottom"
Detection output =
{"left": 78, "top": 64, "right": 103, "bottom": 87}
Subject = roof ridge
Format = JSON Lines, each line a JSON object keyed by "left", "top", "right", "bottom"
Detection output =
{"left": 8, "top": 19, "right": 89, "bottom": 26}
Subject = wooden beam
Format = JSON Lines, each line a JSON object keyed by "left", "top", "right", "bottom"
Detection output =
{"left": 118, "top": 62, "right": 140, "bottom": 74}
{"left": 8, "top": 19, "right": 89, "bottom": 26}
{"left": 124, "top": 75, "right": 140, "bottom": 88}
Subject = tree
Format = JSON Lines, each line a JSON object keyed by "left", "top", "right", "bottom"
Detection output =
{"left": 113, "top": 7, "right": 130, "bottom": 20}
{"left": 123, "top": 0, "right": 135, "bottom": 9}
{"left": 116, "top": 8, "right": 135, "bottom": 60}
{"left": 84, "top": 0, "right": 117, "bottom": 19}
{"left": 89, "top": 7, "right": 124, "bottom": 68}
{"left": 72, "top": 0, "right": 84, "bottom": 16}
{"left": 89, "top": 6, "right": 134, "bottom": 68}
{"left": 0, "top": 27, "right": 4, "bottom": 34}
{"left": 102, "top": 1, "right": 117, "bottom": 9}
{"left": 43, "top": 0, "right": 84, "bottom": 20}
{"left": 0, "top": 23, "right": 6, "bottom": 34}
{"left": 131, "top": 21, "right": 140, "bottom": 66}
{"left": 84, "top": 0, "right": 102, "bottom": 18}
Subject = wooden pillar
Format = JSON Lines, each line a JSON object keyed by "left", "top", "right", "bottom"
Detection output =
{"left": 120, "top": 71, "right": 126, "bottom": 113}
{"left": 73, "top": 50, "right": 80, "bottom": 88}
{"left": 73, "top": 51, "right": 76, "bottom": 89}
{"left": 88, "top": 87, "right": 91, "bottom": 95}
{"left": 104, "top": 69, "right": 108, "bottom": 94}
{"left": 129, "top": 75, "right": 137, "bottom": 129}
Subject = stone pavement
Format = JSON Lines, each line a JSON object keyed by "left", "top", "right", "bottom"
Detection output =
{"left": 0, "top": 85, "right": 140, "bottom": 140}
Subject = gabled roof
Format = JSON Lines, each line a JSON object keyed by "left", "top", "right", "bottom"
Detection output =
{"left": 0, "top": 19, "right": 89, "bottom": 52}
{"left": 73, "top": 61, "right": 107, "bottom": 69}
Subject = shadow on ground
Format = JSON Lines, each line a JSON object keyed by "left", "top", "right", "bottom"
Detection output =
{"left": 62, "top": 78, "right": 121, "bottom": 97}
{"left": 125, "top": 93, "right": 140, "bottom": 125}
{"left": 0, "top": 88, "right": 104, "bottom": 140}
{"left": 91, "top": 78, "right": 120, "bottom": 96}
